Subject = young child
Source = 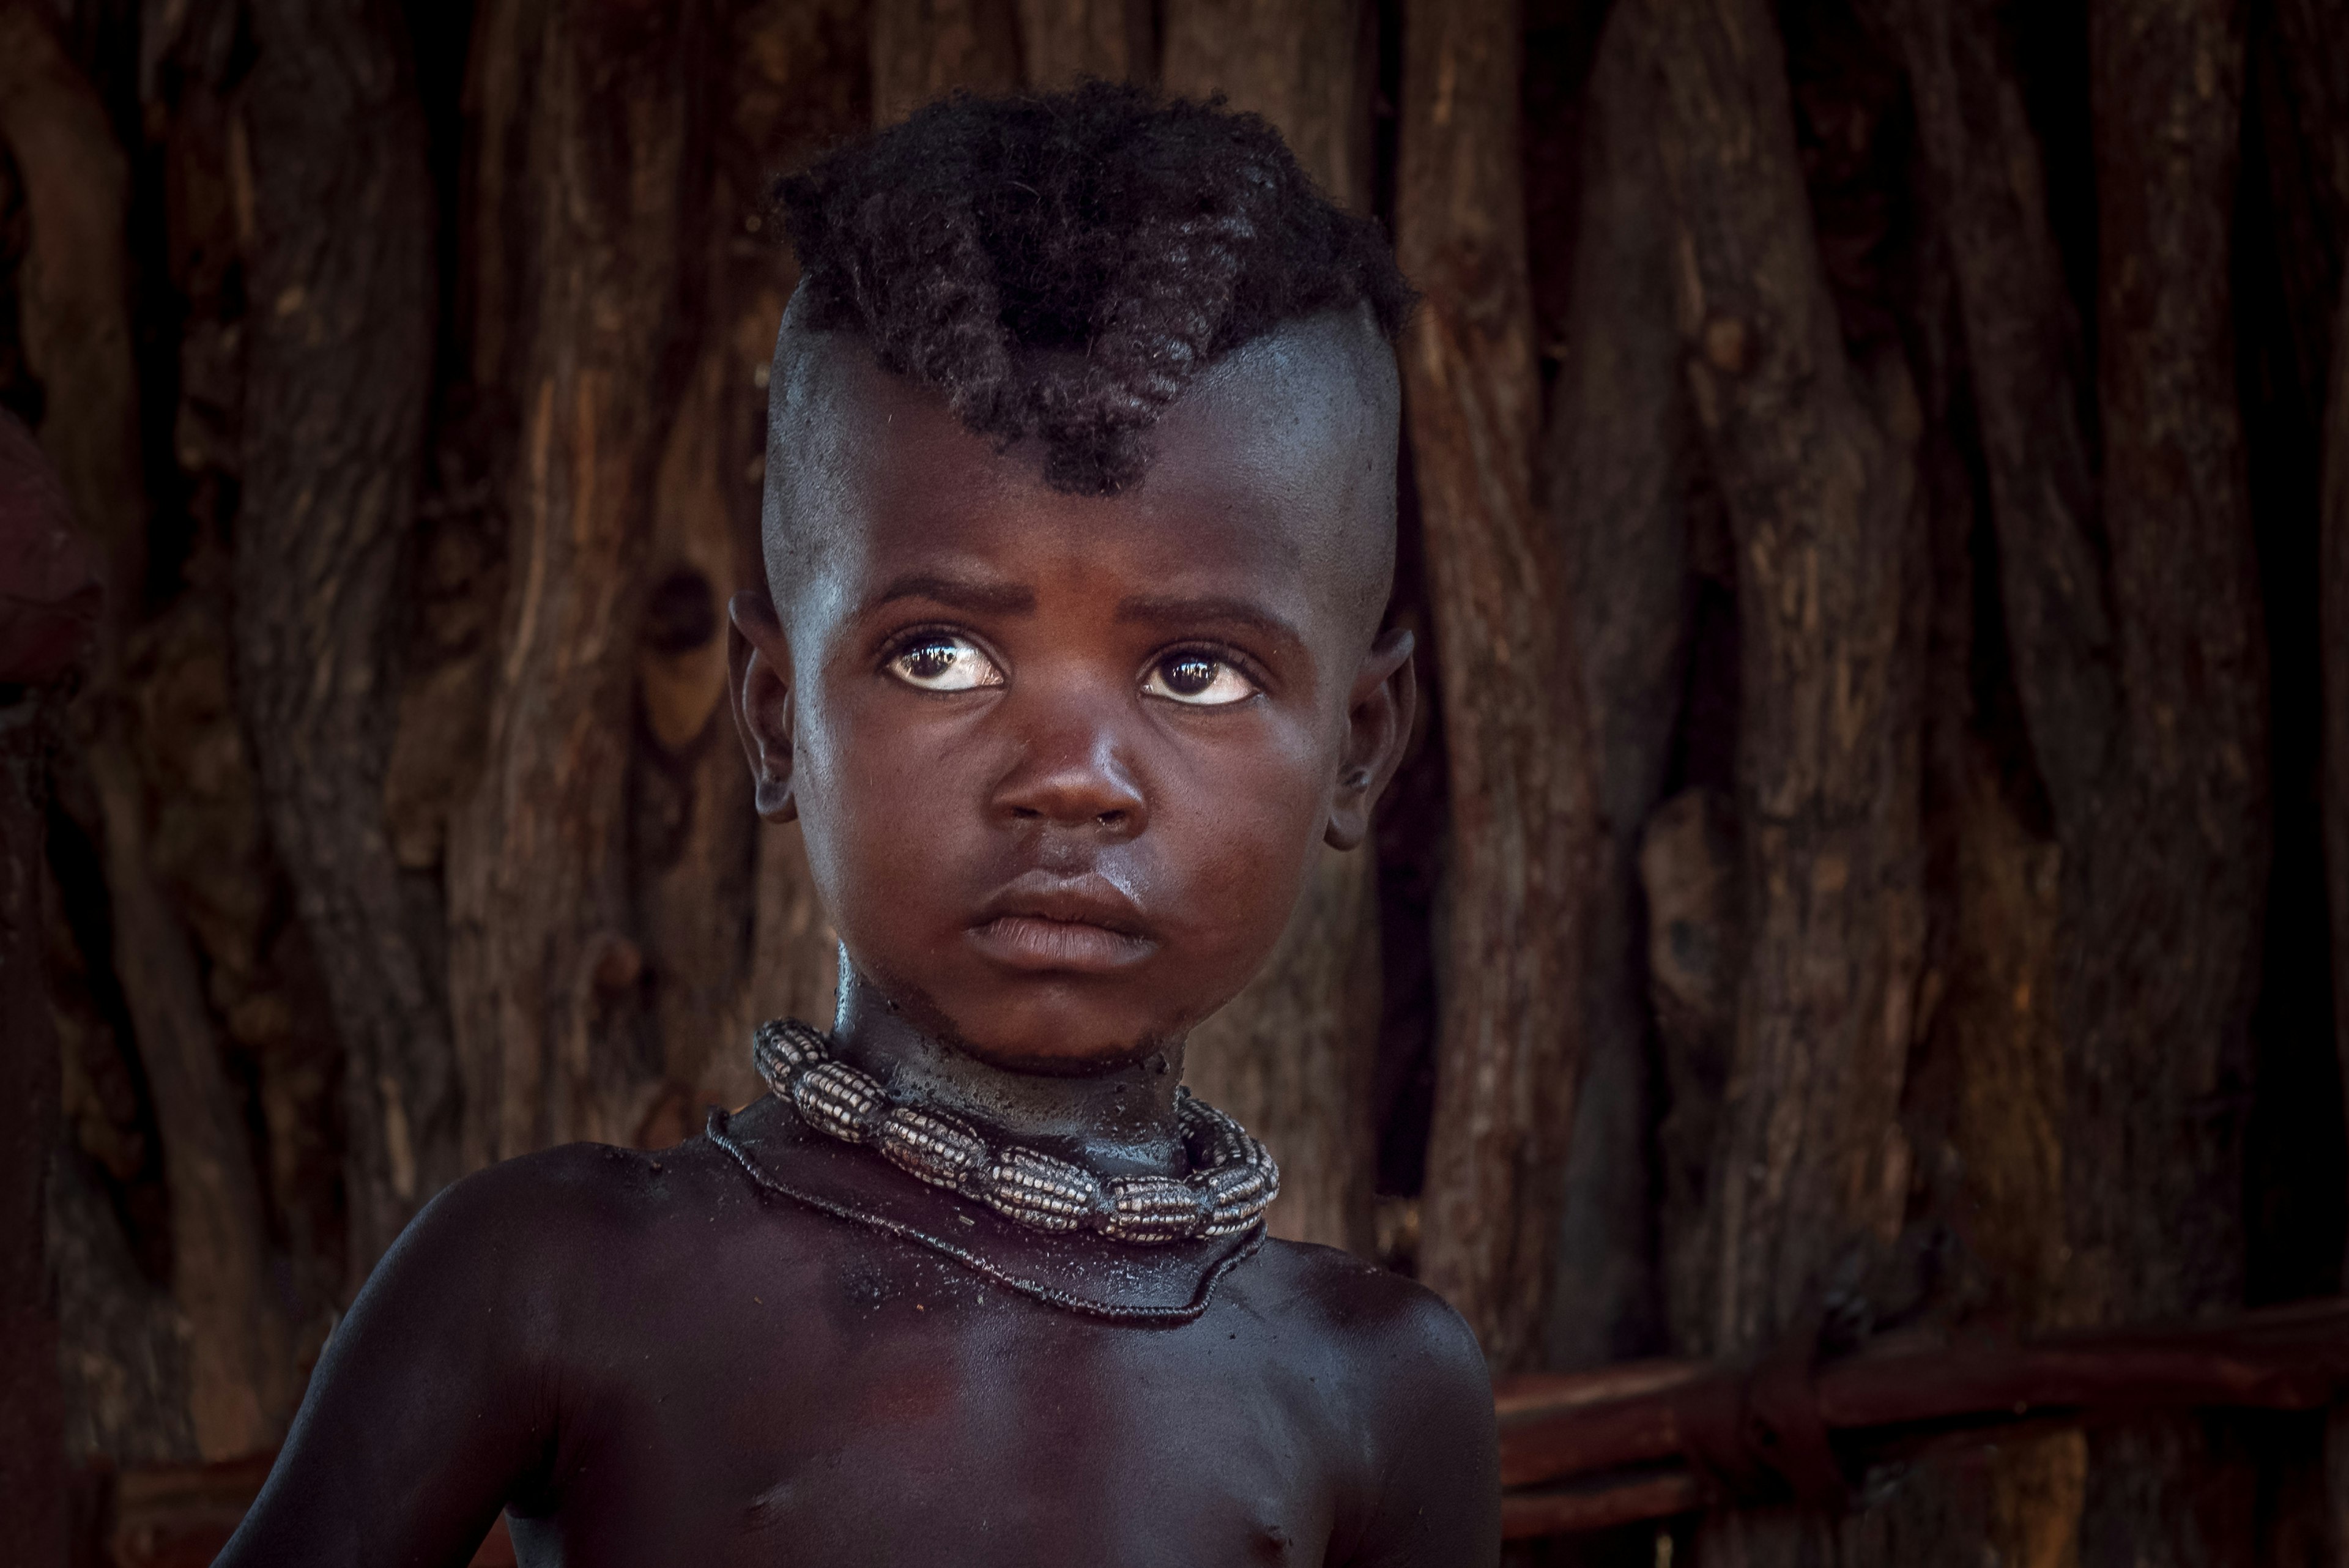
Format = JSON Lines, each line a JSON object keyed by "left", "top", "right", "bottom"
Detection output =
{"left": 218, "top": 84, "right": 1499, "bottom": 1566}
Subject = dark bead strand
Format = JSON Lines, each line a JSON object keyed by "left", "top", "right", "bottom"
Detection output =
{"left": 750, "top": 1018, "right": 1279, "bottom": 1245}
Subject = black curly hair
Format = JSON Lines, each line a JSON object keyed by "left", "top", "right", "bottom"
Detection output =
{"left": 773, "top": 81, "right": 1415, "bottom": 497}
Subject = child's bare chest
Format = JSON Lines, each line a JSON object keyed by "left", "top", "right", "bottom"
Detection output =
{"left": 508, "top": 1217, "right": 1358, "bottom": 1567}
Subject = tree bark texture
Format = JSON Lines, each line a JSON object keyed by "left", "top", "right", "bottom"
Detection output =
{"left": 1638, "top": 0, "right": 1925, "bottom": 1354}
{"left": 234, "top": 0, "right": 454, "bottom": 1274}
{"left": 2079, "top": 0, "right": 2265, "bottom": 1331}
{"left": 1156, "top": 0, "right": 1379, "bottom": 1255}
{"left": 84, "top": 727, "right": 296, "bottom": 1460}
{"left": 2074, "top": 4, "right": 2266, "bottom": 1561}
{"left": 448, "top": 0, "right": 707, "bottom": 1164}
{"left": 1014, "top": 0, "right": 1146, "bottom": 91}
{"left": 2, "top": 1, "right": 297, "bottom": 1464}
{"left": 1160, "top": 0, "right": 1370, "bottom": 210}
{"left": 1887, "top": 1, "right": 2097, "bottom": 1551}
{"left": 1397, "top": 0, "right": 1598, "bottom": 1371}
{"left": 1538, "top": 0, "right": 1694, "bottom": 1369}
{"left": 1892, "top": 0, "right": 2268, "bottom": 1558}
{"left": 872, "top": 0, "right": 1020, "bottom": 125}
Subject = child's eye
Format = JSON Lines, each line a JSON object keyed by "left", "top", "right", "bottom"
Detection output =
{"left": 1142, "top": 652, "right": 1257, "bottom": 707}
{"left": 887, "top": 634, "right": 1004, "bottom": 693}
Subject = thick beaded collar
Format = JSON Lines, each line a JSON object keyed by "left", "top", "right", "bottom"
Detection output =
{"left": 749, "top": 1018, "right": 1280, "bottom": 1245}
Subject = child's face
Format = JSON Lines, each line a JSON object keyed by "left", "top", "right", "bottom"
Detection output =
{"left": 732, "top": 311, "right": 1411, "bottom": 1072}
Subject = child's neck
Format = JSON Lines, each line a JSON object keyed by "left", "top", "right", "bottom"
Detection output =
{"left": 829, "top": 973, "right": 1191, "bottom": 1180}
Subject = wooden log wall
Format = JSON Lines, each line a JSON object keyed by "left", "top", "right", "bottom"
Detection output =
{"left": 4, "top": 0, "right": 2347, "bottom": 1561}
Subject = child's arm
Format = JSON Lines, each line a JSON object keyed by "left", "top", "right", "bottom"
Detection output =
{"left": 1343, "top": 1290, "right": 1503, "bottom": 1567}
{"left": 213, "top": 1154, "right": 579, "bottom": 1566}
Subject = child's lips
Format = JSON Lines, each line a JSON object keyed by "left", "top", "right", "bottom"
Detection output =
{"left": 969, "top": 874, "right": 1156, "bottom": 973}
{"left": 970, "top": 913, "right": 1156, "bottom": 972}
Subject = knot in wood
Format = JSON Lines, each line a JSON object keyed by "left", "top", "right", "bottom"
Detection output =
{"left": 588, "top": 933, "right": 644, "bottom": 996}
{"left": 1702, "top": 315, "right": 1751, "bottom": 376}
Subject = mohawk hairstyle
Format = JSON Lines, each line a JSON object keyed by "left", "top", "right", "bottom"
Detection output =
{"left": 773, "top": 81, "right": 1415, "bottom": 496}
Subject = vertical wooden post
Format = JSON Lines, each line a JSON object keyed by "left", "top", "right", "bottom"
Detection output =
{"left": 1015, "top": 0, "right": 1145, "bottom": 90}
{"left": 1539, "top": 0, "right": 1693, "bottom": 1366}
{"left": 0, "top": 2, "right": 293, "bottom": 1460}
{"left": 1635, "top": 0, "right": 1926, "bottom": 1362}
{"left": 1161, "top": 0, "right": 1370, "bottom": 208}
{"left": 1884, "top": 1, "right": 2097, "bottom": 1549}
{"left": 2073, "top": 4, "right": 2266, "bottom": 1561}
{"left": 1397, "top": 0, "right": 1597, "bottom": 1369}
{"left": 237, "top": 0, "right": 454, "bottom": 1270}
{"left": 449, "top": 0, "right": 705, "bottom": 1162}
{"left": 872, "top": 0, "right": 1022, "bottom": 125}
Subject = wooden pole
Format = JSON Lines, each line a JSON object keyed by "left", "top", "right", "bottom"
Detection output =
{"left": 872, "top": 0, "right": 1022, "bottom": 125}
{"left": 2075, "top": 3, "right": 2266, "bottom": 1561}
{"left": 1397, "top": 0, "right": 1598, "bottom": 1370}
{"left": 448, "top": 0, "right": 707, "bottom": 1161}
{"left": 0, "top": 1, "right": 294, "bottom": 1461}
{"left": 237, "top": 0, "right": 454, "bottom": 1271}
{"left": 1538, "top": 0, "right": 1694, "bottom": 1367}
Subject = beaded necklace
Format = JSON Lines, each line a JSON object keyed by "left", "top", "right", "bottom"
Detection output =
{"left": 749, "top": 1018, "right": 1280, "bottom": 1245}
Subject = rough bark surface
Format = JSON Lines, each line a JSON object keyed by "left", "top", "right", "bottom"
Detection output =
{"left": 236, "top": 0, "right": 454, "bottom": 1271}
{"left": 448, "top": 0, "right": 703, "bottom": 1164}
{"left": 2077, "top": 0, "right": 2265, "bottom": 1329}
{"left": 1539, "top": 0, "right": 1694, "bottom": 1369}
{"left": 2, "top": 1, "right": 294, "bottom": 1464}
{"left": 872, "top": 0, "right": 1021, "bottom": 125}
{"left": 1884, "top": 0, "right": 2112, "bottom": 809}
{"left": 1398, "top": 0, "right": 1597, "bottom": 1370}
{"left": 1155, "top": 0, "right": 1379, "bottom": 1255}
{"left": 1160, "top": 0, "right": 1370, "bottom": 210}
{"left": 1887, "top": 2, "right": 2092, "bottom": 1556}
{"left": 1014, "top": 0, "right": 1145, "bottom": 90}
{"left": 1638, "top": 0, "right": 1924, "bottom": 1354}
{"left": 84, "top": 727, "right": 294, "bottom": 1459}
{"left": 2073, "top": 3, "right": 2266, "bottom": 1561}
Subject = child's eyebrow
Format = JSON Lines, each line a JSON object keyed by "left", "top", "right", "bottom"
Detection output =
{"left": 863, "top": 571, "right": 1037, "bottom": 617}
{"left": 1114, "top": 593, "right": 1305, "bottom": 653}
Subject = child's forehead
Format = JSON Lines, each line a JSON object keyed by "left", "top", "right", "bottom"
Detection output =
{"left": 764, "top": 310, "right": 1399, "bottom": 624}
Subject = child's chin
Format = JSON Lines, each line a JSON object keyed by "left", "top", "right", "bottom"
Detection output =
{"left": 940, "top": 990, "right": 1190, "bottom": 1076}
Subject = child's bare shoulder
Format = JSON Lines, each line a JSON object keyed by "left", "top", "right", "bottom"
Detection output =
{"left": 384, "top": 1127, "right": 801, "bottom": 1308}
{"left": 1231, "top": 1237, "right": 1490, "bottom": 1403}
{"left": 1225, "top": 1239, "right": 1497, "bottom": 1558}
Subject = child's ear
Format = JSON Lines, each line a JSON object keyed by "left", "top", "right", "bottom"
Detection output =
{"left": 727, "top": 590, "right": 798, "bottom": 822}
{"left": 1326, "top": 626, "right": 1416, "bottom": 851}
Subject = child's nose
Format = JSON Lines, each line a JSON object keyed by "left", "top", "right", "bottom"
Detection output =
{"left": 990, "top": 702, "right": 1149, "bottom": 838}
